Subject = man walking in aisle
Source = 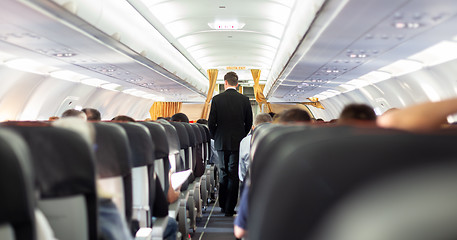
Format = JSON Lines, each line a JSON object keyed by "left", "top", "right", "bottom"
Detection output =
{"left": 208, "top": 71, "right": 253, "bottom": 216}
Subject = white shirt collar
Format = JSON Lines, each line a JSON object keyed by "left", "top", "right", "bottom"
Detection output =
{"left": 226, "top": 86, "right": 237, "bottom": 90}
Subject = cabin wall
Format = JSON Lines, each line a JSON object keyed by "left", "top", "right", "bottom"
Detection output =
{"left": 0, "top": 65, "right": 153, "bottom": 121}
{"left": 311, "top": 59, "right": 457, "bottom": 121}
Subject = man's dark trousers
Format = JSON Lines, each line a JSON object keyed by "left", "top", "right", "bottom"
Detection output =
{"left": 218, "top": 150, "right": 239, "bottom": 214}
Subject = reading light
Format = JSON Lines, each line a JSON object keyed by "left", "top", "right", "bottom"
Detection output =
{"left": 5, "top": 58, "right": 58, "bottom": 75}
{"left": 208, "top": 22, "right": 245, "bottom": 30}
{"left": 50, "top": 70, "right": 87, "bottom": 82}
{"left": 81, "top": 78, "right": 109, "bottom": 87}
{"left": 101, "top": 83, "right": 122, "bottom": 91}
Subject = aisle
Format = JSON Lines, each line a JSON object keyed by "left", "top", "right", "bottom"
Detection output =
{"left": 191, "top": 198, "right": 237, "bottom": 240}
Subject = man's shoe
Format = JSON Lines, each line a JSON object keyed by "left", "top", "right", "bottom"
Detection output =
{"left": 224, "top": 211, "right": 237, "bottom": 217}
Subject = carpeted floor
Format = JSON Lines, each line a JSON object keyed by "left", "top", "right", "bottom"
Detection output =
{"left": 191, "top": 198, "right": 238, "bottom": 240}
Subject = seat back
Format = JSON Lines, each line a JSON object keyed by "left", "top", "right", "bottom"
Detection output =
{"left": 6, "top": 125, "right": 97, "bottom": 240}
{"left": 191, "top": 124, "right": 205, "bottom": 177}
{"left": 0, "top": 128, "right": 35, "bottom": 240}
{"left": 249, "top": 126, "right": 457, "bottom": 240}
{"left": 138, "top": 122, "right": 170, "bottom": 196}
{"left": 92, "top": 123, "right": 132, "bottom": 226}
{"left": 115, "top": 122, "right": 155, "bottom": 228}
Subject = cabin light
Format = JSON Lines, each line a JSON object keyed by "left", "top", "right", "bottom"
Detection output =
{"left": 359, "top": 71, "right": 392, "bottom": 84}
{"left": 339, "top": 84, "right": 357, "bottom": 92}
{"left": 4, "top": 58, "right": 58, "bottom": 75}
{"left": 123, "top": 88, "right": 138, "bottom": 94}
{"left": 74, "top": 105, "right": 83, "bottom": 111}
{"left": 50, "top": 70, "right": 87, "bottom": 82}
{"left": 346, "top": 79, "right": 370, "bottom": 88}
{"left": 53, "top": 52, "right": 77, "bottom": 57}
{"left": 101, "top": 83, "right": 122, "bottom": 91}
{"left": 379, "top": 60, "right": 422, "bottom": 77}
{"left": 81, "top": 78, "right": 109, "bottom": 87}
{"left": 408, "top": 41, "right": 457, "bottom": 66}
{"left": 208, "top": 21, "right": 245, "bottom": 30}
{"left": 129, "top": 90, "right": 148, "bottom": 97}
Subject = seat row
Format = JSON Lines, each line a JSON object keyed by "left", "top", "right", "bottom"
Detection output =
{"left": 0, "top": 120, "right": 216, "bottom": 240}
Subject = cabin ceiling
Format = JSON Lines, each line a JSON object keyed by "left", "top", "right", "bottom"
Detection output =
{"left": 1, "top": 0, "right": 457, "bottom": 103}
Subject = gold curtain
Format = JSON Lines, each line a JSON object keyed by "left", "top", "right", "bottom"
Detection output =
{"left": 301, "top": 97, "right": 325, "bottom": 109}
{"left": 149, "top": 102, "right": 182, "bottom": 120}
{"left": 201, "top": 69, "right": 218, "bottom": 119}
{"left": 252, "top": 69, "right": 272, "bottom": 113}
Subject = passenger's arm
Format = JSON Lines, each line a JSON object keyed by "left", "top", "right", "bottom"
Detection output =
{"left": 377, "top": 98, "right": 457, "bottom": 131}
{"left": 167, "top": 171, "right": 181, "bottom": 203}
{"left": 245, "top": 100, "right": 253, "bottom": 134}
{"left": 234, "top": 225, "right": 246, "bottom": 239}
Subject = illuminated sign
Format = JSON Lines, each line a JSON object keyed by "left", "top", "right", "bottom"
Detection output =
{"left": 226, "top": 66, "right": 246, "bottom": 70}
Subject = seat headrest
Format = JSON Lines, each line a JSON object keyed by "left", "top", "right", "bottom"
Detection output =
{"left": 93, "top": 122, "right": 132, "bottom": 178}
{"left": 182, "top": 123, "right": 197, "bottom": 146}
{"left": 5, "top": 126, "right": 96, "bottom": 198}
{"left": 196, "top": 124, "right": 207, "bottom": 142}
{"left": 0, "top": 128, "right": 35, "bottom": 240}
{"left": 190, "top": 124, "right": 203, "bottom": 144}
{"left": 249, "top": 126, "right": 457, "bottom": 240}
{"left": 156, "top": 121, "right": 180, "bottom": 154}
{"left": 115, "top": 122, "right": 155, "bottom": 167}
{"left": 169, "top": 122, "right": 190, "bottom": 149}
{"left": 138, "top": 122, "right": 169, "bottom": 159}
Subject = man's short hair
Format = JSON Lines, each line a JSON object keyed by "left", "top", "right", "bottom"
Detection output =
{"left": 61, "top": 109, "right": 87, "bottom": 120}
{"left": 254, "top": 113, "right": 273, "bottom": 126}
{"left": 339, "top": 103, "right": 376, "bottom": 121}
{"left": 196, "top": 118, "right": 208, "bottom": 125}
{"left": 112, "top": 115, "right": 135, "bottom": 122}
{"left": 82, "top": 108, "right": 101, "bottom": 121}
{"left": 277, "top": 108, "right": 311, "bottom": 123}
{"left": 171, "top": 113, "right": 189, "bottom": 123}
{"left": 224, "top": 71, "right": 238, "bottom": 86}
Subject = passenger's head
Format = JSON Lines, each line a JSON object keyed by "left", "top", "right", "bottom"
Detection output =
{"left": 111, "top": 115, "right": 135, "bottom": 122}
{"left": 51, "top": 118, "right": 95, "bottom": 145}
{"left": 81, "top": 108, "right": 101, "bottom": 121}
{"left": 224, "top": 71, "right": 238, "bottom": 88}
{"left": 254, "top": 113, "right": 273, "bottom": 127}
{"left": 61, "top": 109, "right": 87, "bottom": 121}
{"left": 338, "top": 103, "right": 377, "bottom": 125}
{"left": 277, "top": 108, "right": 311, "bottom": 124}
{"left": 171, "top": 113, "right": 189, "bottom": 123}
{"left": 48, "top": 116, "right": 59, "bottom": 121}
{"left": 196, "top": 119, "right": 208, "bottom": 125}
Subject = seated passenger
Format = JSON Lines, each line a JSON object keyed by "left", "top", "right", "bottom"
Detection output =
{"left": 82, "top": 108, "right": 102, "bottom": 121}
{"left": 170, "top": 113, "right": 189, "bottom": 123}
{"left": 276, "top": 108, "right": 311, "bottom": 124}
{"left": 61, "top": 109, "right": 87, "bottom": 120}
{"left": 338, "top": 103, "right": 377, "bottom": 126}
{"left": 376, "top": 98, "right": 457, "bottom": 131}
{"left": 239, "top": 113, "right": 272, "bottom": 189}
{"left": 52, "top": 118, "right": 133, "bottom": 240}
{"left": 112, "top": 115, "right": 135, "bottom": 122}
{"left": 234, "top": 113, "right": 273, "bottom": 239}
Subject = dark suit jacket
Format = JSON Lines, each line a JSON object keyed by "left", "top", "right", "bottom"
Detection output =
{"left": 208, "top": 88, "right": 253, "bottom": 151}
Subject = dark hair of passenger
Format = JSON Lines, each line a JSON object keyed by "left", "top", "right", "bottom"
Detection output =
{"left": 339, "top": 103, "right": 377, "bottom": 122}
{"left": 196, "top": 118, "right": 208, "bottom": 125}
{"left": 170, "top": 113, "right": 189, "bottom": 123}
{"left": 277, "top": 108, "right": 311, "bottom": 123}
{"left": 254, "top": 113, "right": 273, "bottom": 126}
{"left": 81, "top": 108, "right": 101, "bottom": 121}
{"left": 61, "top": 109, "right": 85, "bottom": 118}
{"left": 111, "top": 115, "right": 135, "bottom": 122}
{"left": 224, "top": 71, "right": 238, "bottom": 86}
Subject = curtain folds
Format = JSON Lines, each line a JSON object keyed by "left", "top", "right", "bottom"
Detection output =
{"left": 252, "top": 69, "right": 272, "bottom": 113}
{"left": 201, "top": 69, "right": 218, "bottom": 119}
{"left": 149, "top": 102, "right": 182, "bottom": 120}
